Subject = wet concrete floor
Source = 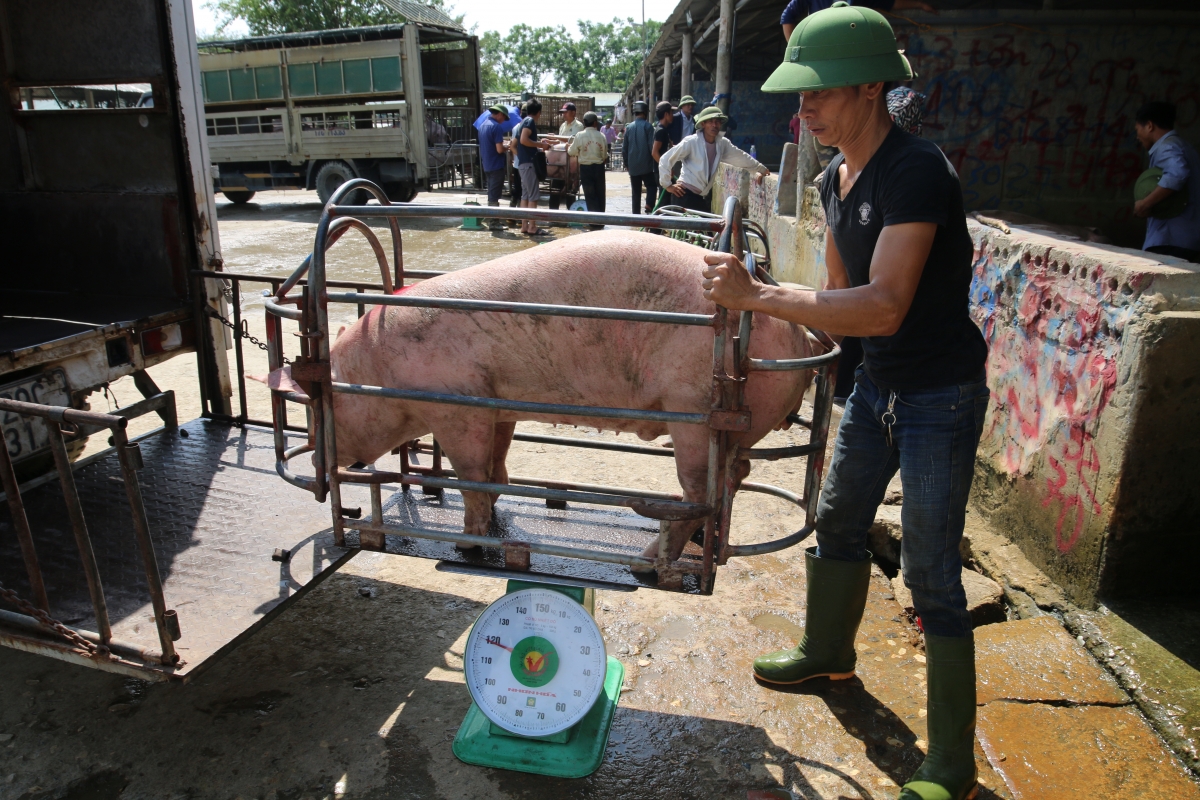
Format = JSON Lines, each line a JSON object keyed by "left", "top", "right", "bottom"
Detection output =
{"left": 4, "top": 181, "right": 1198, "bottom": 799}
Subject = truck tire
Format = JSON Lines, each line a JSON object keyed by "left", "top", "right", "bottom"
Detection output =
{"left": 222, "top": 190, "right": 256, "bottom": 204}
{"left": 389, "top": 182, "right": 418, "bottom": 203}
{"left": 315, "top": 161, "right": 368, "bottom": 205}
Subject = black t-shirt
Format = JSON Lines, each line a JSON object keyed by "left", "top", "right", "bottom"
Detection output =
{"left": 516, "top": 117, "right": 539, "bottom": 164}
{"left": 819, "top": 126, "right": 986, "bottom": 391}
{"left": 653, "top": 125, "right": 673, "bottom": 157}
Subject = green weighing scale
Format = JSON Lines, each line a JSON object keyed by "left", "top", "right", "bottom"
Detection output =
{"left": 452, "top": 579, "right": 624, "bottom": 778}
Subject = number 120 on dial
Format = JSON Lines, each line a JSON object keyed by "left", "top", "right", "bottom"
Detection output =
{"left": 464, "top": 588, "right": 607, "bottom": 736}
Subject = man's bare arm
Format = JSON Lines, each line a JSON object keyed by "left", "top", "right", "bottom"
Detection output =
{"left": 701, "top": 222, "right": 937, "bottom": 337}
{"left": 823, "top": 226, "right": 851, "bottom": 291}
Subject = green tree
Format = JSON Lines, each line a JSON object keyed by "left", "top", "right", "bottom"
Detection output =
{"left": 209, "top": 0, "right": 455, "bottom": 36}
{"left": 479, "top": 17, "right": 660, "bottom": 94}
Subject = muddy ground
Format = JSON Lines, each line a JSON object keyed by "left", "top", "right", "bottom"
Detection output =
{"left": 1, "top": 180, "right": 1196, "bottom": 799}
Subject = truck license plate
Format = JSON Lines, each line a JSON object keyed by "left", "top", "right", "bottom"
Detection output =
{"left": 1, "top": 369, "right": 71, "bottom": 464}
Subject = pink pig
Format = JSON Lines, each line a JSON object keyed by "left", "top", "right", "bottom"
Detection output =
{"left": 273, "top": 231, "right": 815, "bottom": 565}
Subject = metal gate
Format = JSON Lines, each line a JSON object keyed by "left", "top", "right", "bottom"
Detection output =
{"left": 264, "top": 180, "right": 840, "bottom": 593}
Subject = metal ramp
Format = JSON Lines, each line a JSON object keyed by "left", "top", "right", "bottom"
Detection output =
{"left": 0, "top": 419, "right": 351, "bottom": 681}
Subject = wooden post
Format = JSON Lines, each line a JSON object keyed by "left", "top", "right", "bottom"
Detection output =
{"left": 681, "top": 31, "right": 693, "bottom": 98}
{"left": 662, "top": 55, "right": 672, "bottom": 103}
{"left": 715, "top": 0, "right": 734, "bottom": 114}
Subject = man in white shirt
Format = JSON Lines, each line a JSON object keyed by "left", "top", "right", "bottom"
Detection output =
{"left": 568, "top": 112, "right": 609, "bottom": 224}
{"left": 659, "top": 106, "right": 768, "bottom": 212}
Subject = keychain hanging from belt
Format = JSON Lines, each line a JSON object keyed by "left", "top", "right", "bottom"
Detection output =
{"left": 882, "top": 391, "right": 897, "bottom": 447}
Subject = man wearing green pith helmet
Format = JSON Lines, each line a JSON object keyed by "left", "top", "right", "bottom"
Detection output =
{"left": 699, "top": 3, "right": 987, "bottom": 799}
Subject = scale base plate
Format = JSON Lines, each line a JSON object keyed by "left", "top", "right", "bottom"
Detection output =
{"left": 452, "top": 656, "right": 624, "bottom": 778}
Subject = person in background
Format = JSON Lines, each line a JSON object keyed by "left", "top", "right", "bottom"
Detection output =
{"left": 559, "top": 102, "right": 585, "bottom": 136}
{"left": 569, "top": 111, "right": 608, "bottom": 226}
{"left": 789, "top": 110, "right": 803, "bottom": 144}
{"left": 478, "top": 104, "right": 511, "bottom": 231}
{"left": 601, "top": 118, "right": 617, "bottom": 145}
{"left": 507, "top": 104, "right": 526, "bottom": 217}
{"left": 653, "top": 101, "right": 677, "bottom": 164}
{"left": 659, "top": 106, "right": 769, "bottom": 212}
{"left": 669, "top": 95, "right": 698, "bottom": 142}
{"left": 514, "top": 98, "right": 554, "bottom": 237}
{"left": 1134, "top": 101, "right": 1200, "bottom": 262}
{"left": 781, "top": 0, "right": 935, "bottom": 40}
{"left": 624, "top": 100, "right": 658, "bottom": 215}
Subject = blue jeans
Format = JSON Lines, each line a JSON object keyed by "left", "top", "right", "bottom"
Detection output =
{"left": 815, "top": 369, "right": 989, "bottom": 638}
{"left": 485, "top": 169, "right": 505, "bottom": 206}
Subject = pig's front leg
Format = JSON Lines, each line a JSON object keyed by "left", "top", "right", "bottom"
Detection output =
{"left": 431, "top": 415, "right": 502, "bottom": 543}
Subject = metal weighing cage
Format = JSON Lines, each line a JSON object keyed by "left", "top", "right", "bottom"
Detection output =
{"left": 265, "top": 180, "right": 841, "bottom": 593}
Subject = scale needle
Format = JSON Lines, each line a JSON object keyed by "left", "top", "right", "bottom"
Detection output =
{"left": 489, "top": 639, "right": 513, "bottom": 652}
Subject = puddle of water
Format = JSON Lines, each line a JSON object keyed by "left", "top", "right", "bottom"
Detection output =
{"left": 751, "top": 612, "right": 804, "bottom": 642}
{"left": 658, "top": 616, "right": 698, "bottom": 642}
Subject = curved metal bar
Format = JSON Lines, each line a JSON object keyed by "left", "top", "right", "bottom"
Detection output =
{"left": 748, "top": 347, "right": 841, "bottom": 371}
{"left": 722, "top": 480, "right": 817, "bottom": 557}
{"left": 741, "top": 443, "right": 821, "bottom": 460}
{"left": 263, "top": 294, "right": 302, "bottom": 321}
{"left": 325, "top": 217, "right": 393, "bottom": 293}
{"left": 325, "top": 177, "right": 403, "bottom": 285}
{"left": 725, "top": 524, "right": 815, "bottom": 558}
{"left": 739, "top": 480, "right": 804, "bottom": 504}
{"left": 276, "top": 443, "right": 318, "bottom": 494}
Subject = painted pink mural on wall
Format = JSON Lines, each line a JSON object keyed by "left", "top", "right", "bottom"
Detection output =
{"left": 970, "top": 241, "right": 1148, "bottom": 552}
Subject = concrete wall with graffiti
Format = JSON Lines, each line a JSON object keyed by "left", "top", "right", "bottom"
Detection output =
{"left": 713, "top": 157, "right": 1200, "bottom": 604}
{"left": 891, "top": 14, "right": 1200, "bottom": 247}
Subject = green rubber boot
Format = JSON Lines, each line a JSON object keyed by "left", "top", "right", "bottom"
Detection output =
{"left": 752, "top": 547, "right": 871, "bottom": 685}
{"left": 900, "top": 633, "right": 979, "bottom": 800}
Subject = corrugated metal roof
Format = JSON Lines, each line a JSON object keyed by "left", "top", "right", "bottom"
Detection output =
{"left": 378, "top": 0, "right": 463, "bottom": 30}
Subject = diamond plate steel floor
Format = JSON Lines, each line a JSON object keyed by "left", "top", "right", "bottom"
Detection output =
{"left": 0, "top": 419, "right": 352, "bottom": 677}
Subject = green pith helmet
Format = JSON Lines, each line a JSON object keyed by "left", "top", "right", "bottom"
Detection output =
{"left": 1135, "top": 167, "right": 1188, "bottom": 219}
{"left": 679, "top": 95, "right": 696, "bottom": 107}
{"left": 694, "top": 105, "right": 727, "bottom": 124}
{"left": 762, "top": 0, "right": 914, "bottom": 93}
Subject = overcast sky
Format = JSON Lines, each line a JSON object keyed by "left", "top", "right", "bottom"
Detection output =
{"left": 191, "top": 0, "right": 679, "bottom": 39}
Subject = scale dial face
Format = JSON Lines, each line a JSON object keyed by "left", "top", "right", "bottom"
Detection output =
{"left": 464, "top": 588, "right": 607, "bottom": 736}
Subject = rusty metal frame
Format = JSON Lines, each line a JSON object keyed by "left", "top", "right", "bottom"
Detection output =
{"left": 253, "top": 179, "right": 839, "bottom": 592}
{"left": 0, "top": 397, "right": 181, "bottom": 672}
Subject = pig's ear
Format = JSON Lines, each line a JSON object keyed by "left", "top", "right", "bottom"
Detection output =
{"left": 337, "top": 325, "right": 347, "bottom": 340}
{"left": 249, "top": 365, "right": 310, "bottom": 401}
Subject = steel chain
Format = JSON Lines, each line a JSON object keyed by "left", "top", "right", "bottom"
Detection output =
{"left": 0, "top": 580, "right": 104, "bottom": 657}
{"left": 207, "top": 307, "right": 291, "bottom": 365}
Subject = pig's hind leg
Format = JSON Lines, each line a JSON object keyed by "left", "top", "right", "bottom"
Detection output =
{"left": 489, "top": 422, "right": 517, "bottom": 508}
{"left": 431, "top": 415, "right": 505, "bottom": 543}
{"left": 635, "top": 423, "right": 712, "bottom": 568}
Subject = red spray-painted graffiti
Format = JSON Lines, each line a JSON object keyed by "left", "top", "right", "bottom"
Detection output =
{"left": 970, "top": 238, "right": 1143, "bottom": 552}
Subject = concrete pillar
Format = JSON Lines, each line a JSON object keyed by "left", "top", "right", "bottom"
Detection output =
{"left": 714, "top": 0, "right": 734, "bottom": 114}
{"left": 681, "top": 31, "right": 693, "bottom": 99}
{"left": 663, "top": 55, "right": 672, "bottom": 103}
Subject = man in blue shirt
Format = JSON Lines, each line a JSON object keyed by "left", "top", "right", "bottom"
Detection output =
{"left": 781, "top": 0, "right": 934, "bottom": 39}
{"left": 624, "top": 101, "right": 658, "bottom": 214}
{"left": 1134, "top": 101, "right": 1200, "bottom": 262}
{"left": 478, "top": 104, "right": 511, "bottom": 230}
